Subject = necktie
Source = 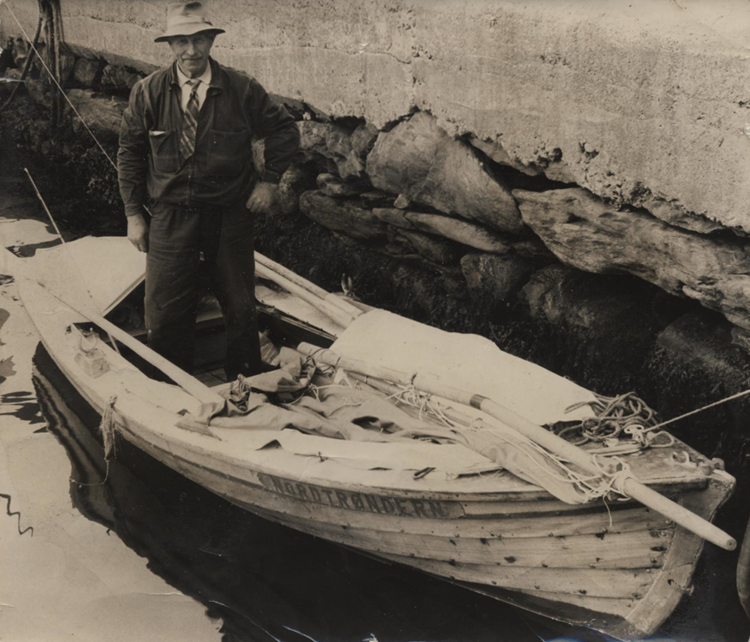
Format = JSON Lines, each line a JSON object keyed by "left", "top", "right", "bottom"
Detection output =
{"left": 180, "top": 79, "right": 200, "bottom": 161}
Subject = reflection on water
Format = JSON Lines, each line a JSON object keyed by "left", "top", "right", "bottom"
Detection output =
{"left": 34, "top": 343, "right": 562, "bottom": 642}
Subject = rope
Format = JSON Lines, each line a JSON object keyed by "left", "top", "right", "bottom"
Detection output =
{"left": 642, "top": 387, "right": 750, "bottom": 433}
{"left": 560, "top": 386, "right": 750, "bottom": 451}
{"left": 557, "top": 392, "right": 657, "bottom": 446}
{"left": 372, "top": 378, "right": 633, "bottom": 504}
{"left": 70, "top": 395, "right": 117, "bottom": 487}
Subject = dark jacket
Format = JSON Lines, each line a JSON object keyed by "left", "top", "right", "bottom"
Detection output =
{"left": 117, "top": 58, "right": 299, "bottom": 214}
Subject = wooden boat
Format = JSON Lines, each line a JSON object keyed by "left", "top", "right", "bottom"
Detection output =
{"left": 12, "top": 236, "right": 736, "bottom": 641}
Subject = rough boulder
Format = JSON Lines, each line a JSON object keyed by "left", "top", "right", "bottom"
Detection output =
{"left": 366, "top": 112, "right": 524, "bottom": 235}
{"left": 515, "top": 188, "right": 750, "bottom": 331}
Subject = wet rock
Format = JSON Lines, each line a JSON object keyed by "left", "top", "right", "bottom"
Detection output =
{"left": 511, "top": 237, "right": 557, "bottom": 261}
{"left": 651, "top": 310, "right": 750, "bottom": 452}
{"left": 522, "top": 265, "right": 664, "bottom": 392}
{"left": 10, "top": 35, "right": 40, "bottom": 69}
{"left": 730, "top": 326, "right": 750, "bottom": 355}
{"left": 515, "top": 187, "right": 750, "bottom": 332}
{"left": 73, "top": 57, "right": 102, "bottom": 87}
{"left": 300, "top": 190, "right": 386, "bottom": 241}
{"left": 316, "top": 173, "right": 371, "bottom": 198}
{"left": 387, "top": 227, "right": 462, "bottom": 265}
{"left": 297, "top": 120, "right": 371, "bottom": 179}
{"left": 380, "top": 261, "right": 467, "bottom": 322}
{"left": 100, "top": 64, "right": 141, "bottom": 93}
{"left": 393, "top": 194, "right": 411, "bottom": 209}
{"left": 349, "top": 121, "right": 379, "bottom": 160}
{"left": 358, "top": 191, "right": 394, "bottom": 208}
{"left": 276, "top": 165, "right": 317, "bottom": 217}
{"left": 461, "top": 253, "right": 533, "bottom": 306}
{"left": 24, "top": 79, "right": 51, "bottom": 106}
{"left": 366, "top": 112, "right": 524, "bottom": 234}
{"left": 469, "top": 136, "right": 540, "bottom": 177}
{"left": 66, "top": 89, "right": 126, "bottom": 142}
{"left": 60, "top": 50, "right": 76, "bottom": 84}
{"left": 372, "top": 208, "right": 512, "bottom": 254}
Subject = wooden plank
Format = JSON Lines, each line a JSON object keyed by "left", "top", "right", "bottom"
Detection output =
{"left": 509, "top": 588, "right": 637, "bottom": 618}
{"left": 611, "top": 474, "right": 736, "bottom": 639}
{"left": 21, "top": 278, "right": 222, "bottom": 406}
{"left": 174, "top": 490, "right": 669, "bottom": 539}
{"left": 229, "top": 506, "right": 671, "bottom": 570}
{"left": 373, "top": 551, "right": 655, "bottom": 598}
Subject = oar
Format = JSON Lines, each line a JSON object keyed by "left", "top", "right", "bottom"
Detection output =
{"left": 255, "top": 262, "right": 353, "bottom": 330}
{"left": 297, "top": 343, "right": 737, "bottom": 551}
{"left": 21, "top": 276, "right": 224, "bottom": 406}
{"left": 255, "top": 252, "right": 363, "bottom": 320}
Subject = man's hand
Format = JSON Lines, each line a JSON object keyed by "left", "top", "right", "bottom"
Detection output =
{"left": 127, "top": 213, "right": 149, "bottom": 253}
{"left": 245, "top": 182, "right": 278, "bottom": 214}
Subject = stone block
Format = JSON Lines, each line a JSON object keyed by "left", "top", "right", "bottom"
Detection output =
{"left": 515, "top": 187, "right": 750, "bottom": 332}
{"left": 350, "top": 121, "right": 379, "bottom": 158}
{"left": 73, "top": 57, "right": 102, "bottom": 86}
{"left": 366, "top": 112, "right": 523, "bottom": 234}
{"left": 316, "top": 173, "right": 371, "bottom": 198}
{"left": 373, "top": 208, "right": 513, "bottom": 254}
{"left": 66, "top": 88, "right": 126, "bottom": 142}
{"left": 652, "top": 310, "right": 750, "bottom": 452}
{"left": 298, "top": 120, "right": 369, "bottom": 179}
{"left": 393, "top": 194, "right": 411, "bottom": 209}
{"left": 299, "top": 190, "right": 386, "bottom": 241}
{"left": 522, "top": 264, "right": 665, "bottom": 391}
{"left": 101, "top": 64, "right": 141, "bottom": 92}
{"left": 387, "top": 227, "right": 462, "bottom": 265}
{"left": 461, "top": 253, "right": 533, "bottom": 306}
{"left": 276, "top": 164, "right": 317, "bottom": 217}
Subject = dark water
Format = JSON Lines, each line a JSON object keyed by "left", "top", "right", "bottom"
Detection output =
{"left": 30, "top": 343, "right": 747, "bottom": 642}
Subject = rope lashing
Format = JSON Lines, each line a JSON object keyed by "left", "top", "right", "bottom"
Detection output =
{"left": 357, "top": 375, "right": 634, "bottom": 502}
{"left": 557, "top": 392, "right": 658, "bottom": 446}
{"left": 559, "top": 386, "right": 750, "bottom": 449}
{"left": 99, "top": 395, "right": 118, "bottom": 462}
{"left": 70, "top": 395, "right": 117, "bottom": 487}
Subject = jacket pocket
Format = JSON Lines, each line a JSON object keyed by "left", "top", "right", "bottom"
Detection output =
{"left": 149, "top": 130, "right": 179, "bottom": 174}
{"left": 206, "top": 129, "right": 250, "bottom": 176}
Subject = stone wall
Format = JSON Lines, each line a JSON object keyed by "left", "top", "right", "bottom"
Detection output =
{"left": 3, "top": 0, "right": 750, "bottom": 233}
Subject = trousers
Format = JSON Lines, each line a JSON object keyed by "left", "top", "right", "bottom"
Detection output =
{"left": 145, "top": 200, "right": 261, "bottom": 380}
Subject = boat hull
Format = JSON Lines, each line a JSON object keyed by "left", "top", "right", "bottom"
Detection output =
{"left": 114, "top": 403, "right": 733, "bottom": 640}
{"left": 16, "top": 272, "right": 736, "bottom": 640}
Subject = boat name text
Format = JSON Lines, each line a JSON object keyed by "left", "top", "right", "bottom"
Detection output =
{"left": 257, "top": 473, "right": 461, "bottom": 519}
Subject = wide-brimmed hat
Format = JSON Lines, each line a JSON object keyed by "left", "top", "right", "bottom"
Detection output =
{"left": 154, "top": 2, "right": 225, "bottom": 43}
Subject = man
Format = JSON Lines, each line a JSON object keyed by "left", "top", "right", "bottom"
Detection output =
{"left": 118, "top": 2, "right": 299, "bottom": 380}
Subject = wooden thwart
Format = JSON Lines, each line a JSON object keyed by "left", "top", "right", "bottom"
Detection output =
{"left": 24, "top": 277, "right": 223, "bottom": 406}
{"left": 297, "top": 343, "right": 737, "bottom": 551}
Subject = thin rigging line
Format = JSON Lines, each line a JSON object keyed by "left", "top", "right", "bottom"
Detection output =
{"left": 2, "top": 0, "right": 118, "bottom": 172}
{"left": 24, "top": 168, "right": 122, "bottom": 354}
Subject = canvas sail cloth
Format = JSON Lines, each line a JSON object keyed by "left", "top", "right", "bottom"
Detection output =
{"left": 330, "top": 310, "right": 605, "bottom": 504}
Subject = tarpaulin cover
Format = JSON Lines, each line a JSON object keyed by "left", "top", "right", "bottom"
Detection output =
{"left": 178, "top": 345, "right": 598, "bottom": 503}
{"left": 331, "top": 309, "right": 598, "bottom": 426}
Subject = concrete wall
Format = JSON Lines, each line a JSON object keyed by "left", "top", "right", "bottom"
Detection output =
{"left": 3, "top": 0, "right": 750, "bottom": 233}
